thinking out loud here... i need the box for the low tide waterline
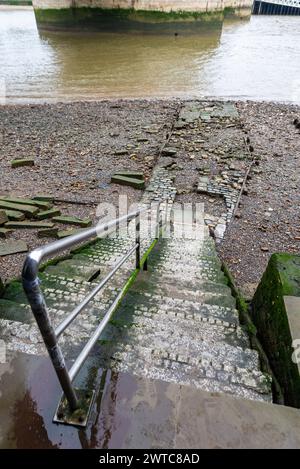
[0,7,300,104]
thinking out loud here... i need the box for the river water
[0,7,299,104]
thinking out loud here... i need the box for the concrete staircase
[0,167,272,404]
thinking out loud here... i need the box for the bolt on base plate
[53,388,95,427]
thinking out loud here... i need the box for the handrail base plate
[53,388,95,427]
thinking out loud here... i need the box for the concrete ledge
[252,253,300,408]
[1,353,300,448]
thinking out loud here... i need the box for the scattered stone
[5,210,25,221]
[260,246,269,252]
[161,147,177,157]
[37,228,58,238]
[113,171,144,180]
[11,158,35,168]
[111,175,145,190]
[0,211,8,226]
[57,228,87,239]
[36,208,61,220]
[32,195,54,203]
[0,240,28,256]
[115,149,128,156]
[0,197,51,210]
[5,221,55,229]
[0,201,39,218]
[52,216,92,228]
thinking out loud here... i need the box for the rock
[5,221,55,229]
[115,149,128,156]
[161,147,177,157]
[111,175,145,190]
[0,201,39,218]
[214,223,226,240]
[5,210,25,221]
[0,210,8,226]
[0,240,28,256]
[260,246,269,252]
[36,208,61,220]
[52,216,92,228]
[11,158,35,168]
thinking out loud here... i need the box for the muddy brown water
[0,8,300,104]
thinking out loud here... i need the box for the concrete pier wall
[32,0,253,30]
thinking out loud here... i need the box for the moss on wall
[34,7,224,31]
[252,253,300,408]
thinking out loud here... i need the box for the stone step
[0,299,33,324]
[96,344,271,403]
[110,308,250,349]
[100,321,259,370]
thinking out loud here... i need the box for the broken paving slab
[36,208,61,220]
[111,175,145,190]
[5,221,55,229]
[5,210,25,221]
[0,210,8,226]
[32,195,54,203]
[11,158,35,168]
[114,171,144,180]
[37,227,58,238]
[0,240,28,256]
[0,201,39,218]
[52,216,92,228]
[57,228,87,239]
[0,196,52,210]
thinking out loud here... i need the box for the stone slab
[4,210,25,221]
[36,208,61,220]
[57,228,87,239]
[37,228,58,238]
[111,175,145,190]
[0,197,51,210]
[114,171,144,180]
[11,158,34,168]
[0,211,8,226]
[32,195,54,203]
[0,240,28,256]
[5,221,54,229]
[0,201,39,218]
[52,216,92,228]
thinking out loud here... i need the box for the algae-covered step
[0,196,51,210]
[5,221,55,229]
[0,200,39,218]
[0,240,28,256]
[52,216,92,227]
[11,158,35,168]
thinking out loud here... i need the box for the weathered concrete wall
[32,0,251,13]
[252,253,300,408]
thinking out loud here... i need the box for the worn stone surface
[0,240,28,257]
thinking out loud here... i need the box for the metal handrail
[22,201,166,417]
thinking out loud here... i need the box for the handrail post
[135,213,141,269]
[22,258,79,412]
